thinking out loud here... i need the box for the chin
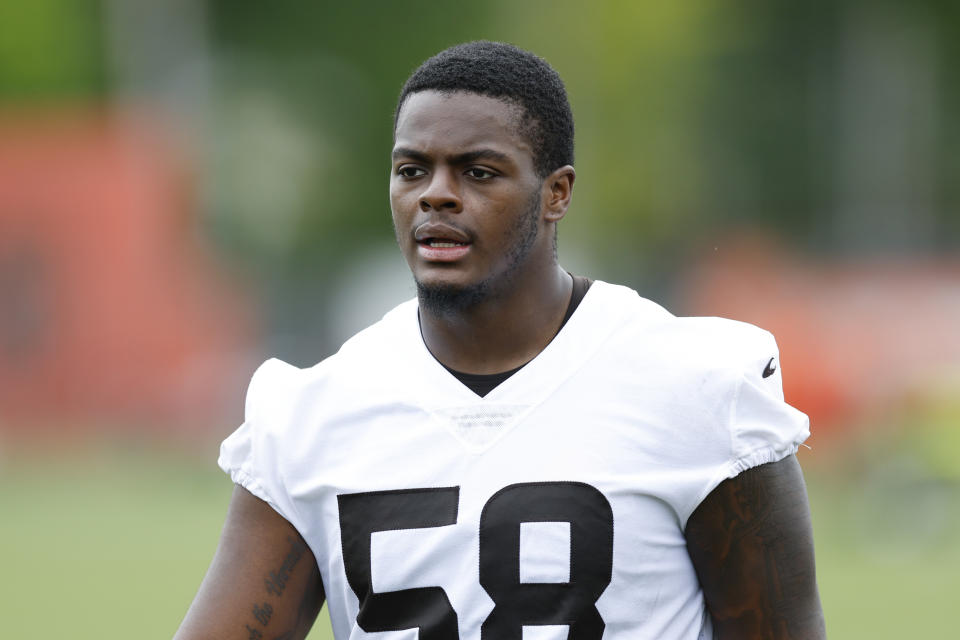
[415,274,492,315]
[411,262,475,292]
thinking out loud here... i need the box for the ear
[542,165,575,223]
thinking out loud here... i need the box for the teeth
[428,240,464,248]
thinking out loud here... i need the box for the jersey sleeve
[678,327,810,528]
[218,358,305,530]
[726,333,809,477]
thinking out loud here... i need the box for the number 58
[338,481,614,639]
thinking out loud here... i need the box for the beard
[414,188,542,316]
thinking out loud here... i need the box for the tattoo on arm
[252,603,274,626]
[266,536,308,596]
[685,456,825,639]
[242,535,317,640]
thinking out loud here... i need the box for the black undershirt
[441,275,594,397]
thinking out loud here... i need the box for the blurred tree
[495,0,721,289]
[698,0,841,244]
[0,0,107,101]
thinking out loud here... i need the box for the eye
[397,165,426,178]
[466,167,496,180]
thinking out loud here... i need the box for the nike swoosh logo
[762,357,777,378]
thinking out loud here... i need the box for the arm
[175,486,325,640]
[685,455,826,639]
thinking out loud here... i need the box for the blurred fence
[0,110,255,433]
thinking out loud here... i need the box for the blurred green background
[1,1,958,637]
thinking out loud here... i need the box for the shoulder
[591,280,780,382]
[657,315,781,382]
[587,281,804,452]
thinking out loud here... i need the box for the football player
[176,41,825,640]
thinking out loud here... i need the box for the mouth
[414,221,471,244]
[414,229,472,262]
[416,237,472,262]
[417,238,470,249]
[413,222,473,262]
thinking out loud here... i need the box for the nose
[419,168,462,213]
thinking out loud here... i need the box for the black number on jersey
[480,482,613,639]
[337,481,614,639]
[337,487,460,639]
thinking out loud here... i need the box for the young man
[176,42,825,640]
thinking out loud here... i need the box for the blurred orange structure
[0,110,255,432]
[678,234,960,437]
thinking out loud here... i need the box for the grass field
[1,441,956,639]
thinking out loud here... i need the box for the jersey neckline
[397,280,641,453]
[438,275,594,398]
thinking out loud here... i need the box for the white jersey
[219,280,809,640]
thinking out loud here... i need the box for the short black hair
[395,41,574,178]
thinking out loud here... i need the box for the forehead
[394,90,532,159]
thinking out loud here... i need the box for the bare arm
[685,455,826,639]
[175,486,325,640]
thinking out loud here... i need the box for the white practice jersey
[219,280,809,640]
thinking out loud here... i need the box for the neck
[419,264,572,374]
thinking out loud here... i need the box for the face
[390,90,552,311]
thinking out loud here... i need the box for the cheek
[389,189,413,221]
[391,180,422,203]
[481,192,536,236]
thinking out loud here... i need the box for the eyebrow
[391,147,511,165]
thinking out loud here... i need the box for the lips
[414,222,472,262]
[414,222,472,245]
